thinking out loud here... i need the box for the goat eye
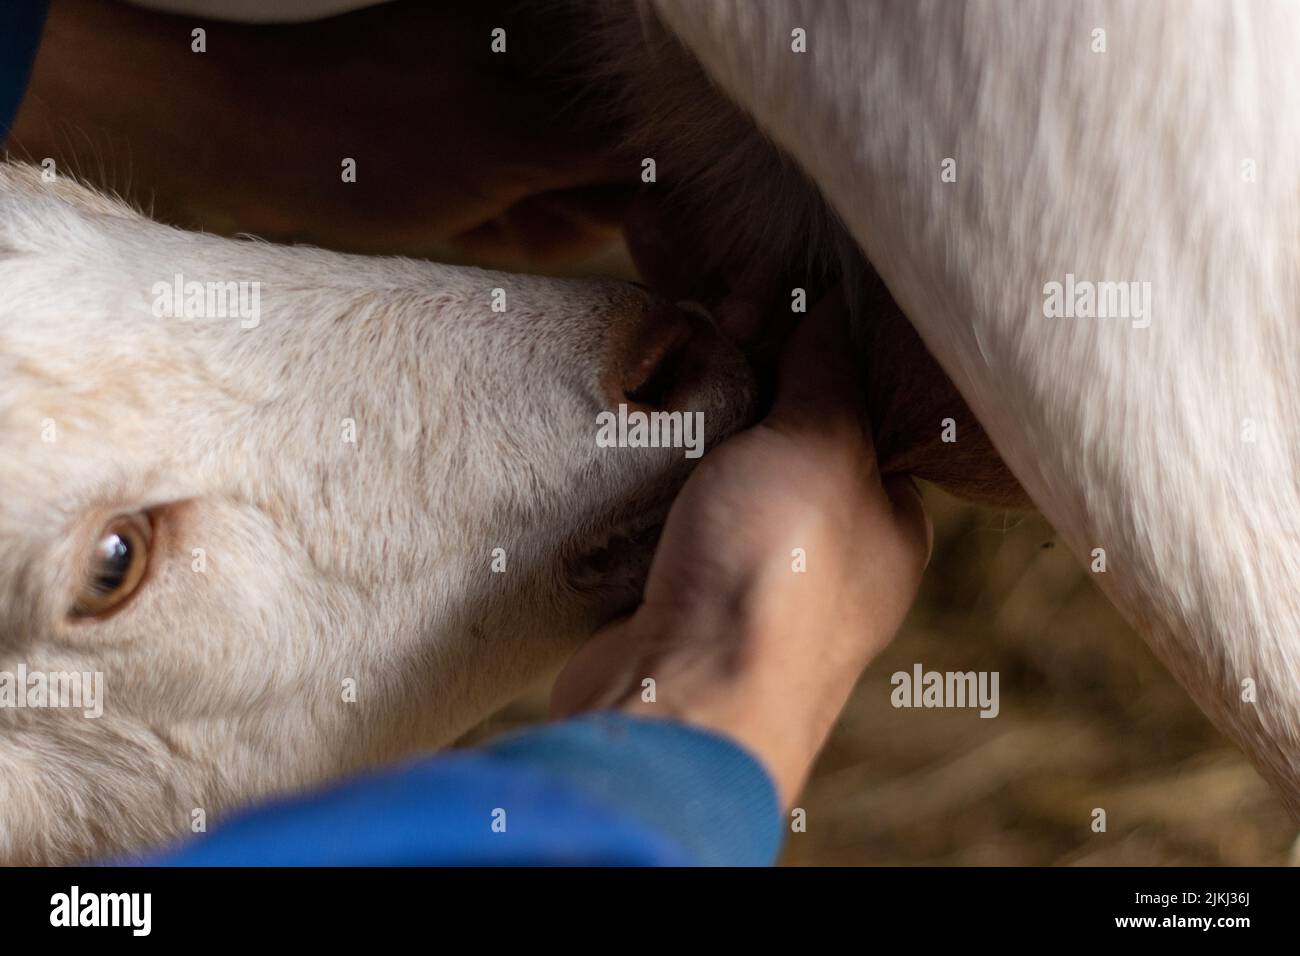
[70,515,152,619]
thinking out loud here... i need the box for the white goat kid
[0,164,754,864]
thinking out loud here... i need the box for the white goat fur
[9,0,1300,861]
[650,0,1300,813]
[0,164,753,862]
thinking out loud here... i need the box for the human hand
[12,0,633,265]
[551,291,932,808]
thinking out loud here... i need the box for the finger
[530,183,637,234]
[624,191,727,301]
[450,185,632,266]
[549,616,642,720]
[882,475,935,573]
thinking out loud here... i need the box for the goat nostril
[609,299,700,409]
[625,330,692,407]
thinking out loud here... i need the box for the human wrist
[607,592,836,809]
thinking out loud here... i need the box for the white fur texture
[0,165,753,863]
[654,0,1300,813]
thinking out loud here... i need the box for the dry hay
[462,488,1296,865]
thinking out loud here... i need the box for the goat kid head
[0,164,755,863]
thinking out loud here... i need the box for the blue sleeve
[132,713,783,866]
[1,2,48,142]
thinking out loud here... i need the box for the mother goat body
[642,0,1300,813]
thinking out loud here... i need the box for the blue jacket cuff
[484,712,783,866]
